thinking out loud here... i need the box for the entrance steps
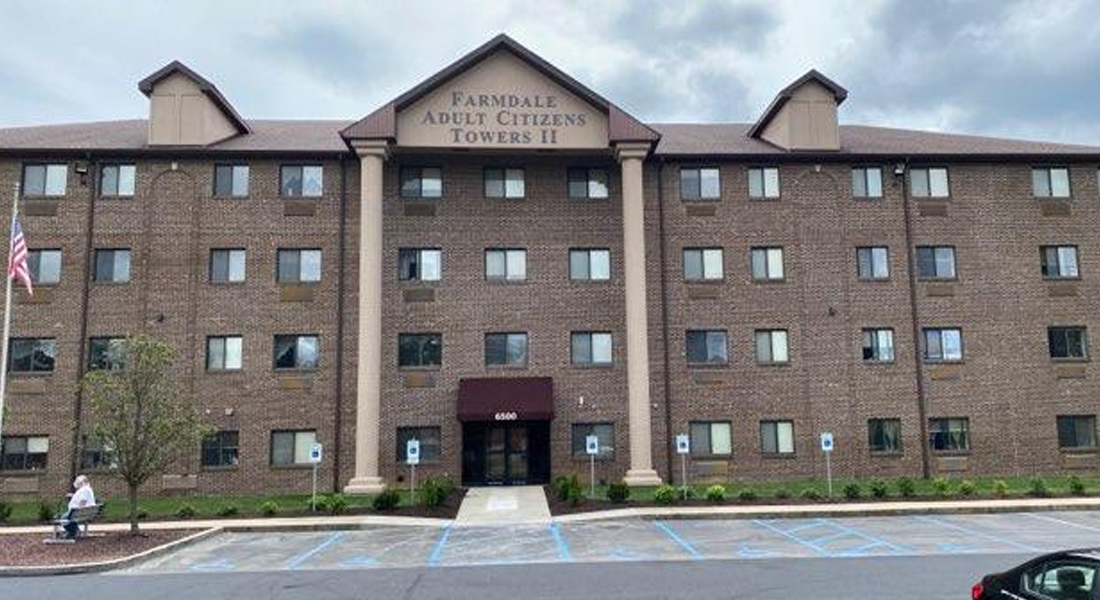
[455,486,551,527]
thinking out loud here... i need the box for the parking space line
[285,532,345,570]
[549,523,572,561]
[427,525,452,566]
[1028,513,1100,534]
[806,530,851,545]
[821,518,907,553]
[654,520,703,559]
[753,519,828,556]
[913,515,1040,553]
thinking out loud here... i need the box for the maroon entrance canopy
[457,377,554,422]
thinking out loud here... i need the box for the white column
[345,141,389,494]
[617,143,662,487]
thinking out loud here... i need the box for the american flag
[8,217,31,296]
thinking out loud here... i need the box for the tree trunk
[128,483,140,536]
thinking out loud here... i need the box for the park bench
[46,504,105,543]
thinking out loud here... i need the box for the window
[852,167,883,199]
[27,249,61,285]
[690,421,732,456]
[910,167,949,198]
[915,246,956,280]
[201,431,239,468]
[856,247,890,279]
[207,336,243,371]
[273,334,319,370]
[751,247,785,281]
[209,249,246,283]
[398,248,442,282]
[485,333,528,367]
[1033,167,1071,198]
[683,248,723,281]
[568,168,609,199]
[277,249,321,283]
[760,421,794,455]
[748,167,780,199]
[484,168,525,199]
[680,167,720,201]
[93,249,131,283]
[1058,416,1097,450]
[570,249,610,281]
[868,419,901,453]
[1049,326,1089,361]
[88,337,125,370]
[280,165,323,197]
[80,436,114,470]
[862,329,895,363]
[99,164,136,197]
[22,164,67,197]
[1023,561,1098,600]
[485,249,527,282]
[396,427,441,463]
[1,436,48,471]
[571,423,615,459]
[400,167,442,199]
[755,330,790,364]
[928,417,969,452]
[1041,246,1079,279]
[270,430,316,466]
[7,338,55,373]
[214,165,249,198]
[685,330,728,365]
[922,328,962,362]
[571,332,612,366]
[398,334,442,368]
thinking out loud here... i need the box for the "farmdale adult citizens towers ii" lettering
[419,91,588,145]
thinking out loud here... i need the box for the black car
[974,549,1100,600]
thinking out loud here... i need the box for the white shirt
[68,485,95,510]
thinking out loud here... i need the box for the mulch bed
[0,529,200,568]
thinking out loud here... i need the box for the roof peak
[137,60,250,136]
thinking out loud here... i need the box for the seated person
[1055,568,1091,600]
[62,475,96,539]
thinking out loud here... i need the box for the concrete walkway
[454,486,552,526]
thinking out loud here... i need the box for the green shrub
[678,487,696,501]
[774,487,791,500]
[737,488,757,502]
[137,510,149,520]
[420,477,454,508]
[869,479,889,499]
[554,475,582,502]
[606,482,630,504]
[931,477,951,497]
[0,502,11,523]
[309,495,329,512]
[36,502,54,522]
[260,500,279,517]
[843,482,861,500]
[372,489,401,511]
[1029,478,1050,498]
[993,479,1009,498]
[1069,476,1087,496]
[653,485,678,505]
[704,485,727,503]
[958,480,976,497]
[325,494,349,515]
[800,488,822,501]
[175,503,197,519]
[896,477,916,498]
[216,504,239,517]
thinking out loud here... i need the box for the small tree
[82,335,206,535]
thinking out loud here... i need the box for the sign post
[308,442,323,512]
[675,434,690,491]
[406,439,421,504]
[585,434,599,498]
[820,432,834,498]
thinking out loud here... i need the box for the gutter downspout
[333,156,348,492]
[655,157,674,482]
[70,154,98,481]
[899,158,931,479]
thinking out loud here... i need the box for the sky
[1,0,1099,144]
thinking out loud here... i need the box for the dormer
[748,70,847,151]
[138,61,250,146]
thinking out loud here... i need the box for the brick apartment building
[1,35,1098,498]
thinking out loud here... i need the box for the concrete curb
[552,497,1100,523]
[0,527,222,578]
[0,514,452,536]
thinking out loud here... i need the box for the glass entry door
[485,424,528,485]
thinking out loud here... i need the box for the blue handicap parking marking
[753,518,905,558]
[340,554,379,567]
[937,542,972,553]
[549,523,572,561]
[913,515,1041,553]
[427,525,453,566]
[189,557,234,572]
[285,532,345,570]
[610,547,654,561]
[654,520,704,560]
[737,545,774,558]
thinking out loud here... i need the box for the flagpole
[0,182,19,445]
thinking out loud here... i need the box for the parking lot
[125,510,1100,574]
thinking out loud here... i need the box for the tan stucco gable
[139,61,250,147]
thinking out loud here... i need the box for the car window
[1023,561,1097,600]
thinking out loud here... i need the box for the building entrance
[461,421,550,486]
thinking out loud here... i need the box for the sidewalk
[454,486,552,526]
[0,514,450,536]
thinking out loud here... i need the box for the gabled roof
[138,60,251,135]
[341,34,659,145]
[747,69,848,139]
